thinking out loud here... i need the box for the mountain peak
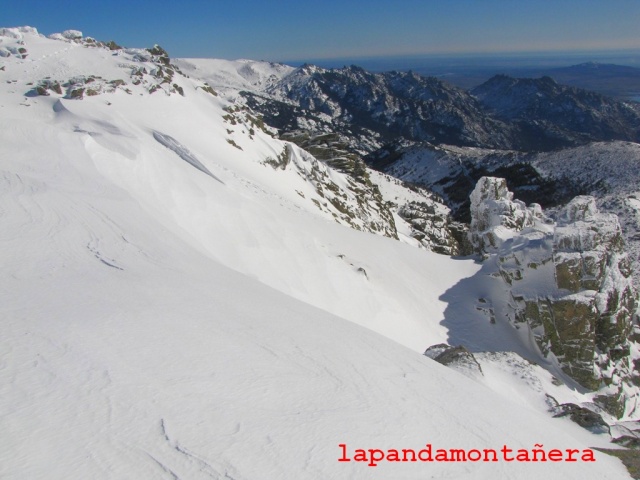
[576,61,602,68]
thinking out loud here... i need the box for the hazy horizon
[3,0,639,63]
[279,49,640,72]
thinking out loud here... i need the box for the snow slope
[174,57,295,99]
[0,27,471,352]
[0,27,634,478]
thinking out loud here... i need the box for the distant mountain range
[432,62,640,102]
[238,63,640,153]
[544,62,640,100]
[471,73,640,150]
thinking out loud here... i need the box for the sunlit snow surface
[0,27,632,478]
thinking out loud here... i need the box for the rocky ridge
[265,65,515,151]
[472,75,640,149]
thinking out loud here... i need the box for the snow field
[0,27,634,478]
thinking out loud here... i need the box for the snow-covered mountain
[174,57,295,99]
[199,59,640,155]
[472,74,640,149]
[1,26,639,479]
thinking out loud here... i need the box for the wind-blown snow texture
[0,27,635,479]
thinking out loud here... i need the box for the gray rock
[553,403,610,434]
[424,344,483,378]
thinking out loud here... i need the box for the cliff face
[468,177,542,253]
[470,177,639,417]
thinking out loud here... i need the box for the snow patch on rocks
[469,176,543,253]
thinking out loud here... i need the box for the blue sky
[3,0,639,62]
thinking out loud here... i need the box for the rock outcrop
[469,176,543,253]
[469,177,639,417]
[424,344,483,378]
[552,402,611,434]
[398,201,466,255]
